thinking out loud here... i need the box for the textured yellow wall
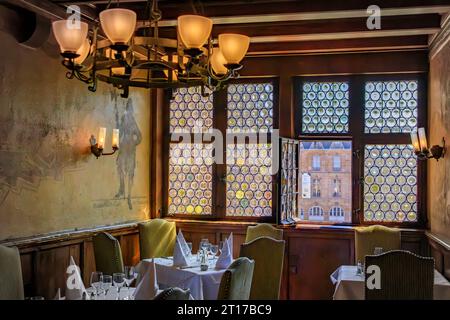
[0,31,150,241]
[428,42,450,238]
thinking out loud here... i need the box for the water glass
[90,271,103,297]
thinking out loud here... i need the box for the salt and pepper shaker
[200,249,209,271]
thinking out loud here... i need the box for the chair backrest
[153,287,191,300]
[364,250,434,300]
[240,237,285,299]
[139,219,176,259]
[245,223,283,243]
[355,225,401,264]
[92,232,124,275]
[217,257,255,300]
[0,245,24,300]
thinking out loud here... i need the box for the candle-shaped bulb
[410,131,420,152]
[112,129,120,148]
[418,127,428,152]
[98,127,107,149]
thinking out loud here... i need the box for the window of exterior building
[312,155,321,171]
[295,75,425,226]
[329,207,345,222]
[333,155,341,171]
[312,178,321,197]
[308,206,324,221]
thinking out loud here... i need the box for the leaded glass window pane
[226,144,272,217]
[227,83,274,133]
[170,86,213,132]
[302,82,349,133]
[168,143,213,215]
[364,80,418,133]
[363,144,417,222]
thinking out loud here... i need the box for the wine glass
[90,271,103,298]
[202,243,211,261]
[199,239,209,252]
[124,266,138,300]
[210,245,219,262]
[113,273,125,300]
[101,275,113,298]
[186,242,193,255]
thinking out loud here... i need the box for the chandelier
[52,0,250,98]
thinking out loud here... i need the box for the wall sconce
[90,127,119,158]
[410,127,445,161]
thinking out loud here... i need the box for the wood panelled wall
[3,220,430,300]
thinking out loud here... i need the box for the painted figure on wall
[115,99,142,209]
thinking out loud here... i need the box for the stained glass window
[227,83,274,133]
[226,144,272,217]
[364,80,418,133]
[301,82,349,133]
[170,86,213,132]
[168,143,213,215]
[364,144,417,222]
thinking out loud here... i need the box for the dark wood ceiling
[7,0,450,55]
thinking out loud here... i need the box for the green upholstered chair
[217,257,255,300]
[354,225,401,264]
[240,237,285,300]
[139,219,176,259]
[92,232,124,275]
[364,250,434,300]
[153,287,191,300]
[0,245,24,300]
[245,223,283,243]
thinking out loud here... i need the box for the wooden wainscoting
[427,232,450,281]
[0,222,141,299]
[1,220,428,300]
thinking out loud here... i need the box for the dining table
[135,256,227,300]
[330,265,450,300]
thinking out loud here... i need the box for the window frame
[294,73,427,227]
[162,77,280,222]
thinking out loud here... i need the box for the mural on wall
[0,30,150,241]
[429,42,450,236]
[115,99,142,210]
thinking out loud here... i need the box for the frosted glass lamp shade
[52,20,88,55]
[74,39,91,64]
[218,33,250,65]
[100,8,137,45]
[210,48,228,75]
[177,15,212,49]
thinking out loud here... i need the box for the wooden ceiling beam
[153,14,441,39]
[246,36,429,56]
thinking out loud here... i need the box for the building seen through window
[298,141,352,223]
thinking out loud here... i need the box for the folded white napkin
[133,259,159,300]
[177,230,191,256]
[53,288,65,300]
[215,233,233,270]
[173,236,189,267]
[65,256,89,300]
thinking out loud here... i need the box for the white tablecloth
[136,257,226,300]
[330,265,450,300]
